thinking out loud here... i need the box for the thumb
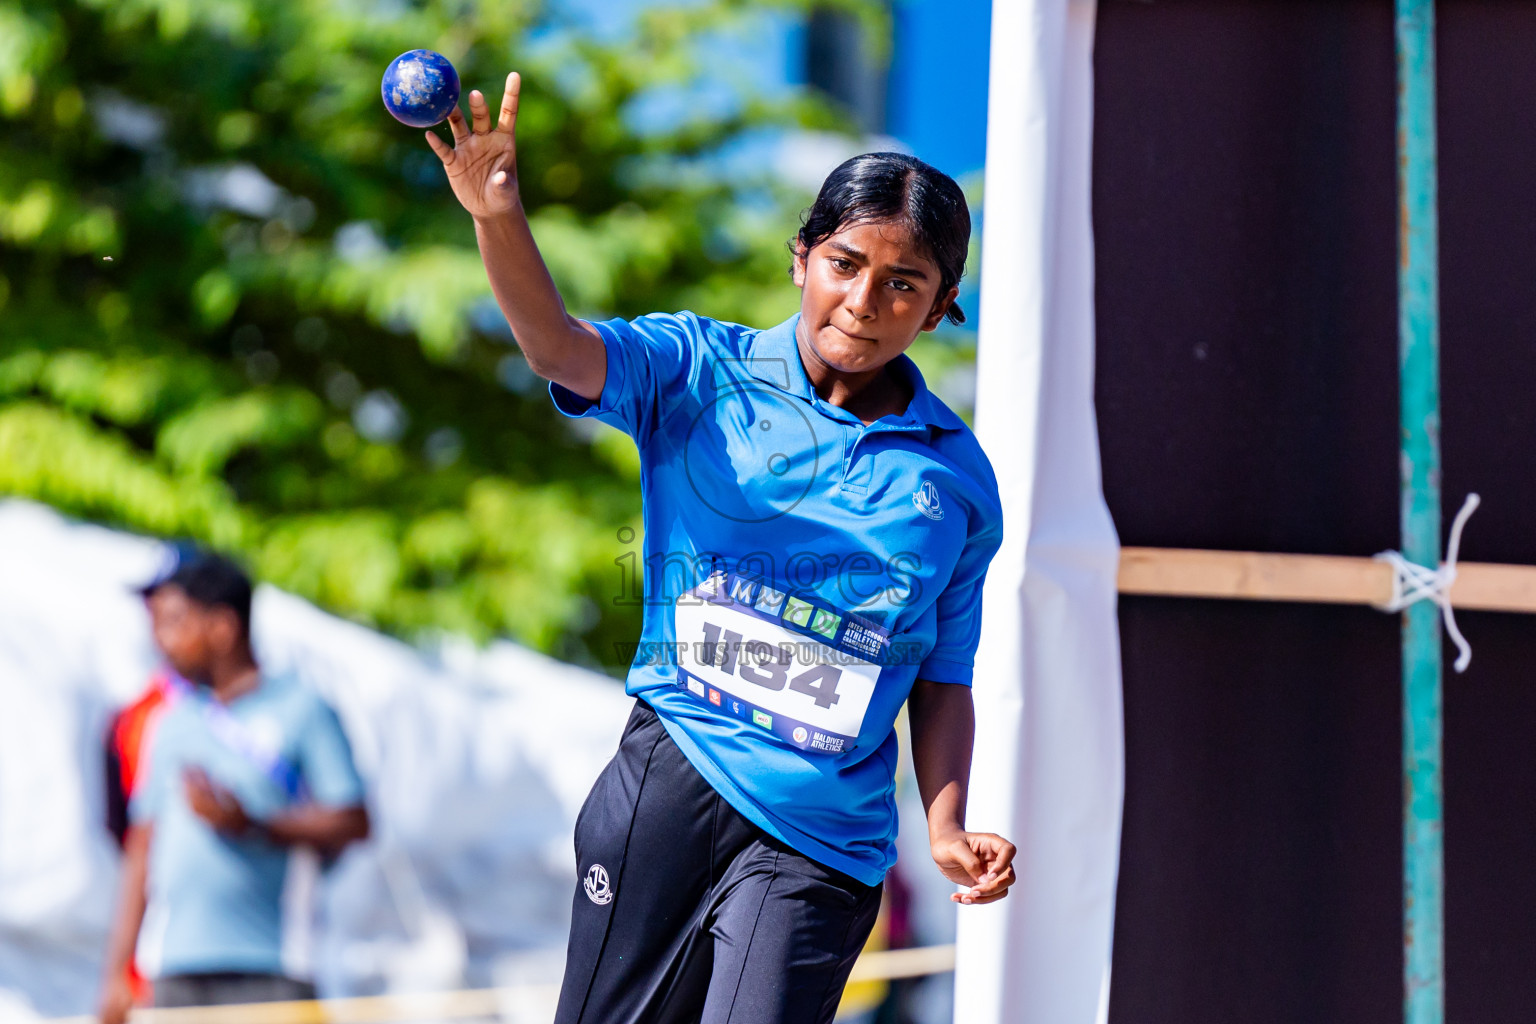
[947,835,986,885]
[424,129,455,166]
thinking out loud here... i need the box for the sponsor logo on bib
[672,571,888,755]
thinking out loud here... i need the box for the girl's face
[792,219,957,378]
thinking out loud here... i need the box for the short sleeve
[128,725,170,824]
[916,511,1004,687]
[549,312,703,443]
[296,699,366,808]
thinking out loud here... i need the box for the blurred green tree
[0,0,877,667]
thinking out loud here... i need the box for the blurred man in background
[98,554,370,1021]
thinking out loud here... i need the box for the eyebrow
[825,240,932,280]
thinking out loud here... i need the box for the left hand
[931,829,1017,905]
[183,766,251,835]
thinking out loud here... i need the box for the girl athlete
[429,73,1015,1024]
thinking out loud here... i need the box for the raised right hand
[426,72,522,220]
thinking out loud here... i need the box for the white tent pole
[956,2,1123,1023]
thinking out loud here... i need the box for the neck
[207,652,260,704]
[794,321,910,425]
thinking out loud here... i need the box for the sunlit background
[1,0,989,670]
[0,0,991,1020]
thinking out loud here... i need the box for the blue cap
[134,540,207,597]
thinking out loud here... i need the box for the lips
[826,324,877,344]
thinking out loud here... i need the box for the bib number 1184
[698,622,842,709]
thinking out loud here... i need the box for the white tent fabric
[955,2,1125,1023]
[0,500,634,1019]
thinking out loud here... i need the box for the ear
[921,286,960,332]
[791,242,808,288]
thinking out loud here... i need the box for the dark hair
[793,152,971,325]
[162,553,254,638]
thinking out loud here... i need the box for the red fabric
[110,672,171,1006]
[112,674,170,797]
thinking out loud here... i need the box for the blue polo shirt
[553,312,1002,884]
[130,674,365,979]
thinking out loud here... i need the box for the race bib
[673,571,890,754]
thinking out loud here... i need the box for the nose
[844,271,877,321]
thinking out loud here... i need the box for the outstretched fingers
[496,71,521,134]
[468,89,491,134]
[447,106,470,145]
[424,129,454,166]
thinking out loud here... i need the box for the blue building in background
[560,0,992,180]
[886,1,991,177]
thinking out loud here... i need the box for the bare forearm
[908,678,975,840]
[102,826,149,976]
[262,804,369,853]
[909,680,1017,904]
[473,207,604,398]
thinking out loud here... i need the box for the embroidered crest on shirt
[584,863,614,905]
[912,481,944,520]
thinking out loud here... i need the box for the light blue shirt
[553,312,1002,884]
[131,674,365,978]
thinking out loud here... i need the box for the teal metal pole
[1396,1,1443,1022]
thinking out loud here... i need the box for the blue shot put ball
[382,49,461,128]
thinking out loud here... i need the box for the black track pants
[555,699,883,1024]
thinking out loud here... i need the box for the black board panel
[1094,2,1536,1021]
[1112,597,1400,1023]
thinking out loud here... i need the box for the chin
[811,331,881,372]
[168,659,207,684]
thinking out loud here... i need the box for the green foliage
[0,0,859,668]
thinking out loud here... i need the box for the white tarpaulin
[0,500,963,1023]
[955,1,1125,1023]
[0,500,634,1020]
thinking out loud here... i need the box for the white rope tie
[1374,493,1481,673]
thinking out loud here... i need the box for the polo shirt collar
[744,314,812,399]
[746,314,968,433]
